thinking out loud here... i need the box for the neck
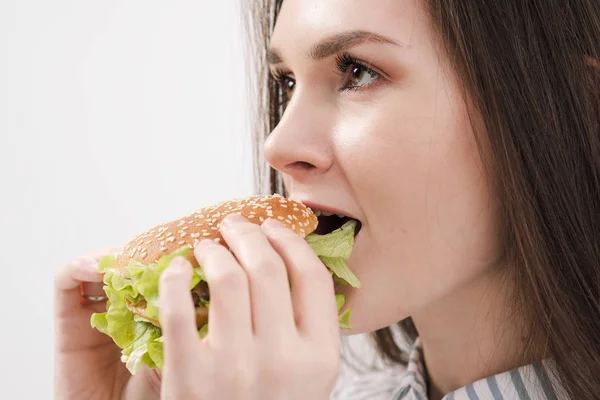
[412,269,529,398]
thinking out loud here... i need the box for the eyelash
[271,52,383,100]
[334,52,381,91]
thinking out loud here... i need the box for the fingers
[219,214,296,337]
[54,256,104,292]
[261,219,339,340]
[159,257,204,369]
[54,247,120,316]
[193,239,253,346]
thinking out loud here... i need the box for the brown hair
[244,0,600,398]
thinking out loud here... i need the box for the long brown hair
[244,0,600,398]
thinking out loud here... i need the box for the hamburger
[90,195,361,374]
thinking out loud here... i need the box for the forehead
[271,0,424,49]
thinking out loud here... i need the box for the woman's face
[264,0,501,334]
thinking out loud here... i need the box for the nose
[263,93,334,182]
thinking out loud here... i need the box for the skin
[54,249,162,400]
[54,0,530,398]
[54,216,340,400]
[264,0,526,397]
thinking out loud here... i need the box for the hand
[54,248,162,400]
[159,215,341,400]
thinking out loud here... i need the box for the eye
[336,52,381,91]
[282,77,296,98]
[271,69,295,110]
[347,64,379,88]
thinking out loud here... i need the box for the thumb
[158,257,201,368]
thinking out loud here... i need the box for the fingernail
[194,239,217,249]
[262,218,287,230]
[220,213,246,227]
[170,256,189,270]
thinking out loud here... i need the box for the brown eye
[348,64,378,88]
[284,79,295,98]
[271,69,296,108]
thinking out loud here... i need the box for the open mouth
[312,210,362,236]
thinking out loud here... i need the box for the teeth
[314,210,347,218]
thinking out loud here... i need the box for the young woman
[55,0,600,399]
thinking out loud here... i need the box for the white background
[0,1,254,397]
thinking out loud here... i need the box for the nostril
[286,161,317,171]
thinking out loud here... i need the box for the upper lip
[299,200,359,221]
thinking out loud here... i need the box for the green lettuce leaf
[90,218,361,374]
[338,309,353,330]
[305,220,361,288]
[306,219,360,328]
[90,247,206,374]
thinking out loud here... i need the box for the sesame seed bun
[115,194,318,328]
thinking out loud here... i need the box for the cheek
[335,91,501,326]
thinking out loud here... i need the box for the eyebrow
[267,30,400,65]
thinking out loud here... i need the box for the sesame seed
[178,240,186,245]
[166,237,175,243]
[203,232,211,237]
[277,216,284,220]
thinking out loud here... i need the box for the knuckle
[248,255,283,277]
[259,359,291,386]
[211,268,246,290]
[218,358,256,388]
[256,346,296,386]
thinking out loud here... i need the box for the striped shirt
[331,337,567,400]
[391,338,566,399]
